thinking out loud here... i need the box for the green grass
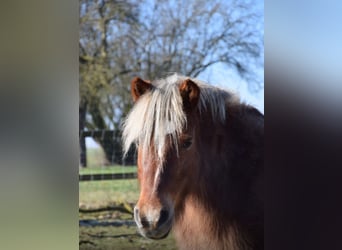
[79,179,139,207]
[79,177,177,249]
[80,146,137,207]
[79,166,137,175]
[86,147,106,167]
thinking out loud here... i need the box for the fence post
[79,130,87,167]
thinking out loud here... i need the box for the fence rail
[79,172,137,181]
[80,130,115,137]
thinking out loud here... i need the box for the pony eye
[181,139,192,149]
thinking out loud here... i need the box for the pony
[122,74,263,250]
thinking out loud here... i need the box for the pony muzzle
[134,206,173,239]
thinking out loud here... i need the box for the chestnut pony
[123,74,263,250]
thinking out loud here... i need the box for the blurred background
[78,0,263,249]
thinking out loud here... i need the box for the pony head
[123,74,264,249]
[123,74,230,239]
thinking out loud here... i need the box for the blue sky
[198,65,264,113]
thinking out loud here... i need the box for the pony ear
[179,79,200,112]
[131,77,152,102]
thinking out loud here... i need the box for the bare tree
[79,0,139,166]
[79,0,263,166]
[129,0,263,83]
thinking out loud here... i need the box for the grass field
[85,147,108,167]
[79,179,177,249]
[80,166,137,175]
[79,179,139,207]
[79,148,177,249]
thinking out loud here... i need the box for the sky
[199,65,264,113]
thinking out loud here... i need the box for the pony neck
[173,196,244,250]
[174,103,263,249]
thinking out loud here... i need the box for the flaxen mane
[122,73,238,161]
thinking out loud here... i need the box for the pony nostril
[140,216,150,228]
[134,207,146,228]
[157,209,169,227]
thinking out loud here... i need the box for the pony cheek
[158,165,184,199]
[170,164,192,197]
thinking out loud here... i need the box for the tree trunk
[89,102,137,166]
[93,130,120,165]
[79,101,87,167]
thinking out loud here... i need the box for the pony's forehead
[123,74,187,161]
[165,121,177,134]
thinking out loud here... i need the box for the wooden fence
[79,172,137,181]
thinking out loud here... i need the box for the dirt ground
[79,210,177,250]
